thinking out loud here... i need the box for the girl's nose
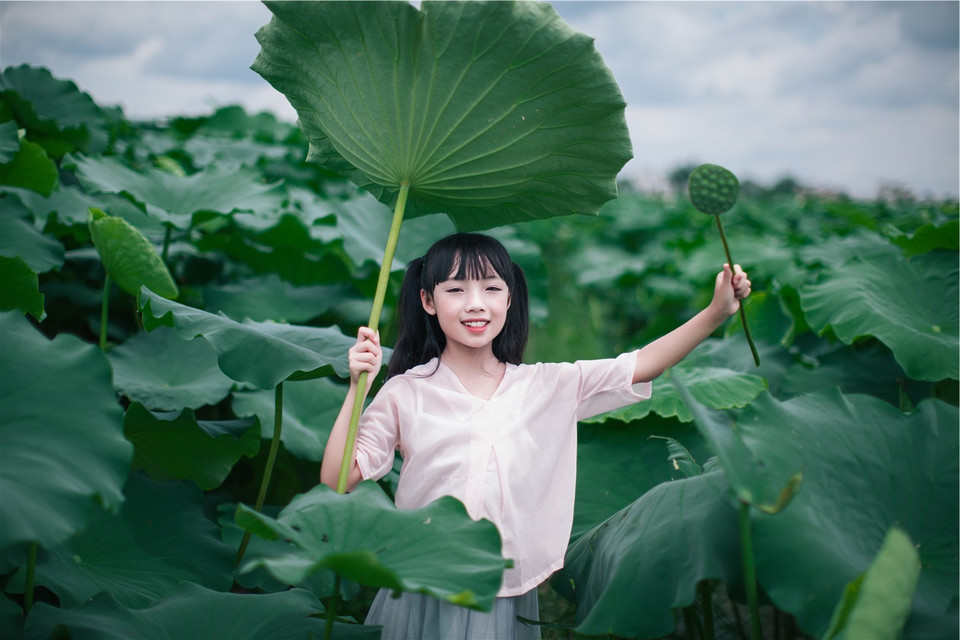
[466,287,485,311]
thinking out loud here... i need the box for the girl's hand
[712,264,751,318]
[348,326,382,386]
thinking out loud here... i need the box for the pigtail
[387,257,444,378]
[492,261,529,365]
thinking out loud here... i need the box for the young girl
[320,232,751,640]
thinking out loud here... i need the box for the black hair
[387,233,529,378]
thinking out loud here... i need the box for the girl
[320,232,751,640]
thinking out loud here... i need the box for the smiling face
[420,260,511,358]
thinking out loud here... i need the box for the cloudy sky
[2,1,958,199]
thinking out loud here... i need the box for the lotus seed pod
[688,163,740,216]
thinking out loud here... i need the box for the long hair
[387,233,529,378]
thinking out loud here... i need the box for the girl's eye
[487,286,502,292]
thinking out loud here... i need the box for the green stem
[337,184,410,494]
[324,574,341,640]
[715,215,760,367]
[161,225,172,264]
[699,580,715,640]
[24,541,37,614]
[237,382,284,566]
[99,273,111,351]
[739,501,762,640]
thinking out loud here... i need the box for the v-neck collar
[436,358,514,402]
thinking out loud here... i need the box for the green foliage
[2,10,957,637]
[236,481,510,611]
[253,0,631,230]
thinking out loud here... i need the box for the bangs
[420,234,515,292]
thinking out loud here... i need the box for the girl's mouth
[462,320,489,332]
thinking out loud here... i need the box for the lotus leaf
[801,251,959,381]
[139,287,353,389]
[21,583,375,640]
[0,64,107,156]
[0,311,131,555]
[124,404,260,490]
[108,328,234,410]
[253,0,631,230]
[20,473,233,608]
[236,481,509,611]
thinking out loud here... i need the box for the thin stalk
[715,215,760,367]
[739,501,762,640]
[323,574,341,640]
[161,225,172,264]
[699,580,715,640]
[237,382,284,566]
[99,274,111,351]
[337,184,410,494]
[24,542,37,614]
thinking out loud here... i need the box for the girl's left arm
[632,264,751,384]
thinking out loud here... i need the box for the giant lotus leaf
[252,0,632,231]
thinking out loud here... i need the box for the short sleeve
[354,381,403,481]
[575,350,652,420]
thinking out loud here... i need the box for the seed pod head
[688,163,740,216]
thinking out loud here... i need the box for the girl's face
[420,264,511,357]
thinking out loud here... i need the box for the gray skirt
[364,588,541,640]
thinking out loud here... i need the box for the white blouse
[355,351,652,597]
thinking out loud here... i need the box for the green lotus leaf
[0,120,18,162]
[0,311,131,554]
[674,378,802,513]
[800,250,958,381]
[890,219,959,255]
[573,416,708,539]
[216,503,352,600]
[139,287,353,389]
[235,481,509,611]
[124,404,260,490]
[88,207,179,299]
[0,594,22,638]
[231,377,347,463]
[202,275,353,324]
[21,583,378,640]
[555,469,742,638]
[0,195,64,272]
[557,390,957,639]
[0,64,107,156]
[583,343,767,424]
[737,391,958,639]
[0,132,58,196]
[781,339,934,409]
[108,327,235,410]
[0,256,44,320]
[72,154,285,229]
[14,473,233,608]
[253,0,631,231]
[823,526,921,640]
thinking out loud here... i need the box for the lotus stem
[24,541,37,614]
[324,574,341,640]
[715,215,760,367]
[161,225,172,265]
[237,382,284,565]
[337,184,410,494]
[700,580,715,640]
[99,274,111,351]
[739,501,762,640]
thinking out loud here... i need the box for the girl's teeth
[464,321,487,327]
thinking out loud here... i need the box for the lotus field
[1,2,958,639]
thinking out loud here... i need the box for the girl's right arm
[319,326,382,491]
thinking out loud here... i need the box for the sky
[1,1,958,199]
